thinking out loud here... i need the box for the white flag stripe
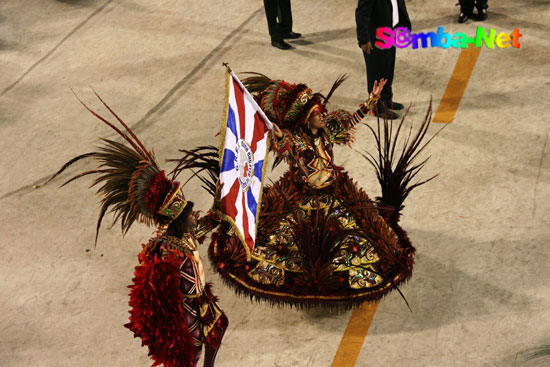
[244,197,256,241]
[234,187,244,234]
[253,136,268,164]
[224,124,238,151]
[243,97,256,144]
[220,169,238,199]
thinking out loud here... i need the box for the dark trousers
[363,46,396,108]
[263,0,292,42]
[459,0,488,13]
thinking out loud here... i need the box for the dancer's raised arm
[325,78,386,146]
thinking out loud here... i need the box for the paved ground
[1,0,549,366]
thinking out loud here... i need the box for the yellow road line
[331,301,379,367]
[433,44,482,123]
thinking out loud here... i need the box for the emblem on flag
[236,139,254,191]
[218,67,272,257]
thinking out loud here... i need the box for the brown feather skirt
[209,168,415,309]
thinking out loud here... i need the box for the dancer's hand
[345,131,356,147]
[271,123,283,138]
[361,42,373,54]
[372,79,387,99]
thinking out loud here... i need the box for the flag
[219,69,272,257]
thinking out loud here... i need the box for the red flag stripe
[250,111,268,153]
[232,78,247,140]
[221,180,241,220]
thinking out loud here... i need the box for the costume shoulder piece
[144,234,198,258]
[324,109,354,145]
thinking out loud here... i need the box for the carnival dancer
[179,73,439,309]
[43,92,228,367]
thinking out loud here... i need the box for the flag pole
[222,62,233,73]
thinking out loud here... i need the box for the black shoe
[283,32,302,39]
[372,108,400,120]
[386,101,405,111]
[458,12,470,23]
[271,40,292,50]
[475,9,488,21]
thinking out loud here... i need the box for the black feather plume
[44,92,161,246]
[322,74,347,105]
[360,101,444,222]
[168,145,220,197]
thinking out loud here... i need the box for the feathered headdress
[241,73,347,131]
[42,90,189,244]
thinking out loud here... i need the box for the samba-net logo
[375,26,522,49]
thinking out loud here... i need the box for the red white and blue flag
[219,70,272,256]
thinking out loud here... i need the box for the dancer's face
[179,210,197,233]
[309,112,325,129]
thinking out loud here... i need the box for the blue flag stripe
[221,149,236,173]
[246,185,258,218]
[254,160,264,180]
[227,105,239,142]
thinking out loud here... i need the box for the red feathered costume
[126,228,228,367]
[125,172,228,367]
[126,252,195,367]
[46,94,228,367]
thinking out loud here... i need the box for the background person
[356,0,411,119]
[263,0,302,50]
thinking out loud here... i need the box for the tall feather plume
[89,86,154,162]
[360,101,444,222]
[321,74,347,105]
[44,91,161,245]
[168,145,220,197]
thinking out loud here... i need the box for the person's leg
[384,46,396,108]
[459,0,475,14]
[181,298,203,366]
[264,0,282,42]
[363,47,398,118]
[265,0,292,48]
[277,0,293,35]
[475,0,488,20]
[363,50,376,97]
[193,346,203,367]
[475,0,488,10]
[203,312,228,367]
[203,334,225,367]
[369,47,393,107]
[179,259,204,367]
[386,45,404,110]
[458,0,475,22]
